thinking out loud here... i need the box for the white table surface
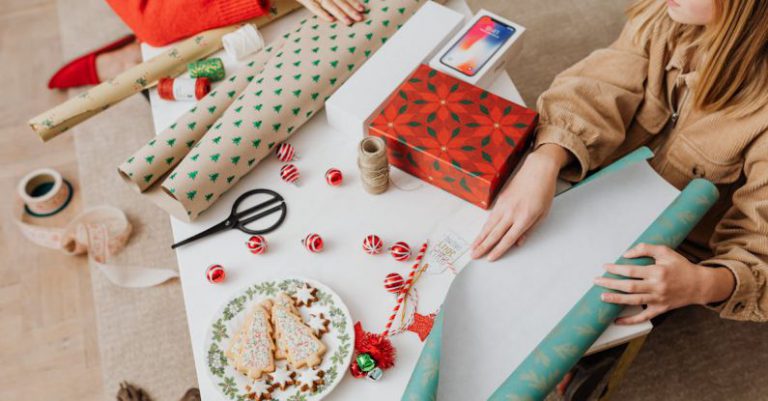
[142,2,650,399]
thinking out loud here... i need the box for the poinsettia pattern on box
[370,64,538,208]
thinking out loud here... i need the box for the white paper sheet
[437,162,680,400]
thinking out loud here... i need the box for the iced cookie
[293,283,318,307]
[307,313,330,338]
[296,367,325,392]
[270,304,326,369]
[267,365,295,391]
[273,293,296,360]
[246,379,272,401]
[226,301,276,380]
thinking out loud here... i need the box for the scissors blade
[170,220,231,249]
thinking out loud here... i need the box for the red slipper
[48,34,136,89]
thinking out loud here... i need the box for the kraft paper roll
[13,170,178,288]
[27,0,301,142]
[402,148,720,401]
[157,0,430,220]
[118,43,283,192]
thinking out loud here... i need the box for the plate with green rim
[205,277,354,401]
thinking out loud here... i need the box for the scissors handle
[170,188,288,249]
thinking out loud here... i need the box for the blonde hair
[628,0,768,116]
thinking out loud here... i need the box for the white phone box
[428,9,525,87]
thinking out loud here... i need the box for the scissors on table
[171,188,287,249]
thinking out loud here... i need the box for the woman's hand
[297,0,365,25]
[471,144,571,261]
[595,243,736,324]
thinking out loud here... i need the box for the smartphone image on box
[440,16,517,77]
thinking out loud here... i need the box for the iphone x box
[428,10,525,87]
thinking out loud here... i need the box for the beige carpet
[57,1,197,400]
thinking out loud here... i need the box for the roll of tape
[17,168,73,217]
[222,24,265,62]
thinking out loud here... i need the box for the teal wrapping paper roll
[402,148,719,400]
[488,177,718,401]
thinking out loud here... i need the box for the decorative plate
[205,277,354,401]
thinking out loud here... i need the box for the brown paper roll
[161,0,429,220]
[28,0,302,142]
[117,42,283,192]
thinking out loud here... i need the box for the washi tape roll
[158,77,211,101]
[17,168,73,217]
[188,58,226,82]
[222,24,265,62]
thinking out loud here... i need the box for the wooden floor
[0,1,104,400]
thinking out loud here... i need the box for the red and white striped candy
[302,233,324,253]
[325,168,343,186]
[362,234,383,255]
[280,163,300,184]
[383,272,405,293]
[206,264,226,284]
[275,143,297,162]
[246,235,267,255]
[389,241,411,261]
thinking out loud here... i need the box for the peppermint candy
[325,168,343,186]
[275,143,297,162]
[383,272,405,293]
[280,163,300,184]
[389,241,411,261]
[362,234,383,255]
[206,264,226,283]
[246,235,267,255]
[302,233,324,253]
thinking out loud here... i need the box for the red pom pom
[349,361,366,378]
[353,322,396,370]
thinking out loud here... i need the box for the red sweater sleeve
[105,0,271,46]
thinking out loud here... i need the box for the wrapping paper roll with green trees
[157,0,429,220]
[118,43,282,192]
[28,0,301,142]
[403,149,719,401]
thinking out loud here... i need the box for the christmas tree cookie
[226,301,276,380]
[270,303,326,369]
[274,292,299,360]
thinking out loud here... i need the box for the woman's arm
[105,0,272,46]
[596,133,768,323]
[472,18,651,260]
[699,134,768,321]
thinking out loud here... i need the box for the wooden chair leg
[597,335,648,401]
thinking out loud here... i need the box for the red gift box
[368,64,538,209]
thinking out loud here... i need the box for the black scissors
[171,188,287,249]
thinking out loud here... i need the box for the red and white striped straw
[382,241,428,336]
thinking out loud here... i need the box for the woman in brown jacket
[472,0,768,323]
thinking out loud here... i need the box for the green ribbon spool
[188,58,226,82]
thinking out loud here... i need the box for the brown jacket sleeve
[534,20,649,182]
[701,133,768,321]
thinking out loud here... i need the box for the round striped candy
[275,143,296,162]
[280,163,300,184]
[246,235,267,255]
[383,272,405,293]
[389,241,411,261]
[206,264,226,283]
[325,168,343,186]
[362,234,383,255]
[302,233,324,253]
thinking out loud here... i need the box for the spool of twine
[358,136,389,194]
